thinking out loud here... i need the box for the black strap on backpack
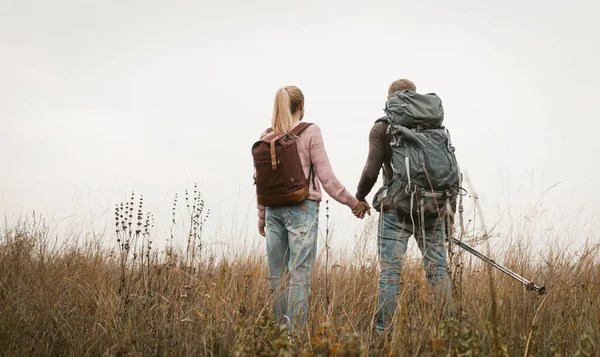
[309,165,316,190]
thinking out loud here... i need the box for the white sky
[1,0,599,258]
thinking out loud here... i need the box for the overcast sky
[1,0,598,257]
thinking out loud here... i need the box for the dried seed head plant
[114,192,154,308]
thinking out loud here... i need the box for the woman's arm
[257,204,266,236]
[309,125,359,209]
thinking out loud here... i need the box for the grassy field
[0,203,598,356]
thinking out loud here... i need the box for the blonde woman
[255,86,369,328]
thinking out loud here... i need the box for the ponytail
[272,88,294,133]
[271,86,305,134]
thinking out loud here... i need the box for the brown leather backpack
[252,122,315,207]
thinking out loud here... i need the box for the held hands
[352,201,371,219]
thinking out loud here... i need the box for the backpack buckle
[405,184,417,195]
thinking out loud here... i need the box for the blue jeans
[376,213,451,332]
[265,199,319,327]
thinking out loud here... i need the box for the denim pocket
[287,200,317,234]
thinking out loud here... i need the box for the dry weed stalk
[115,192,155,309]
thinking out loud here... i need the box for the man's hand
[259,223,266,237]
[352,201,371,219]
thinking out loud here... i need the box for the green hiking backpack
[373,90,462,219]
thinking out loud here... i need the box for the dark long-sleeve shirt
[356,121,394,203]
[357,121,459,230]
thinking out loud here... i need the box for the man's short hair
[388,79,417,96]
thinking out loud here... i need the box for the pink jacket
[257,122,359,228]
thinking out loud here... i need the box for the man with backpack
[355,79,460,333]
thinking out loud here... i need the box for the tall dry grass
[0,210,598,357]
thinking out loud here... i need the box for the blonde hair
[388,79,417,96]
[271,86,304,133]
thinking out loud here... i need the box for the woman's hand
[352,201,371,219]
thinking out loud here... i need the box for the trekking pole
[447,235,546,295]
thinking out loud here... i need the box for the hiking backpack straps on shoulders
[251,122,314,207]
[372,91,463,220]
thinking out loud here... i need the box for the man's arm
[356,122,387,202]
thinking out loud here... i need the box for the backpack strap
[261,122,313,142]
[270,136,278,171]
[293,123,315,188]
[290,122,313,136]
[375,116,389,124]
[308,164,316,190]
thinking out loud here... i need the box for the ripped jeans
[265,199,319,328]
[376,212,451,333]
